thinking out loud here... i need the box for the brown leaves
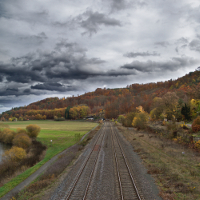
[26,124,41,138]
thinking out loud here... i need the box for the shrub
[132,112,149,130]
[122,112,136,127]
[54,117,65,121]
[194,140,200,150]
[192,117,200,133]
[3,146,26,162]
[0,128,16,144]
[13,133,32,149]
[150,108,162,120]
[16,128,27,135]
[118,115,124,123]
[26,124,41,138]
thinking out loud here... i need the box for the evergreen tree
[181,104,191,121]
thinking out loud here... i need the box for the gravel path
[50,122,162,200]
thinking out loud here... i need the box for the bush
[150,108,162,121]
[3,146,26,162]
[0,128,16,144]
[54,117,65,121]
[122,112,136,127]
[118,115,124,123]
[194,140,200,150]
[16,128,27,135]
[192,117,200,133]
[132,112,149,130]
[26,124,41,138]
[13,133,32,149]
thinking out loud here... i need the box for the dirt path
[0,125,99,200]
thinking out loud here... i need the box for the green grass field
[0,120,98,198]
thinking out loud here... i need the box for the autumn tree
[26,124,41,138]
[132,107,149,129]
[16,128,27,135]
[192,116,200,132]
[3,146,26,162]
[150,97,164,120]
[13,133,32,149]
[0,128,16,144]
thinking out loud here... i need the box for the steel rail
[64,123,107,200]
[111,124,142,200]
[110,124,124,200]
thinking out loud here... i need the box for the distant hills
[1,70,200,120]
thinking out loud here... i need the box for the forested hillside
[1,70,200,121]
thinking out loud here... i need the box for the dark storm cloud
[121,56,198,72]
[78,10,121,35]
[0,63,45,83]
[0,40,136,97]
[0,88,19,96]
[0,75,3,82]
[31,82,74,92]
[124,51,160,58]
[189,39,200,52]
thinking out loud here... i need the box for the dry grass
[116,123,200,200]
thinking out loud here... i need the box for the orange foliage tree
[13,133,32,149]
[3,146,26,162]
[26,124,41,138]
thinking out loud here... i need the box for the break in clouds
[0,0,200,112]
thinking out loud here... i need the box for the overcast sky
[0,0,200,113]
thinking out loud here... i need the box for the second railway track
[111,125,142,200]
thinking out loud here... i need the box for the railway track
[51,123,107,200]
[51,122,144,200]
[111,125,142,200]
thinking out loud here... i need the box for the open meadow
[0,120,98,198]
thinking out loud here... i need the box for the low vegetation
[11,125,101,200]
[0,120,98,198]
[0,124,46,186]
[117,123,200,200]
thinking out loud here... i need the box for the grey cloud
[0,40,133,97]
[20,32,48,44]
[31,82,72,92]
[154,41,169,47]
[124,51,160,58]
[176,37,188,44]
[175,37,189,53]
[107,0,146,12]
[78,10,121,35]
[23,89,31,94]
[0,1,49,24]
[0,88,19,96]
[0,63,45,83]
[121,56,198,72]
[52,10,121,35]
[189,39,200,52]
